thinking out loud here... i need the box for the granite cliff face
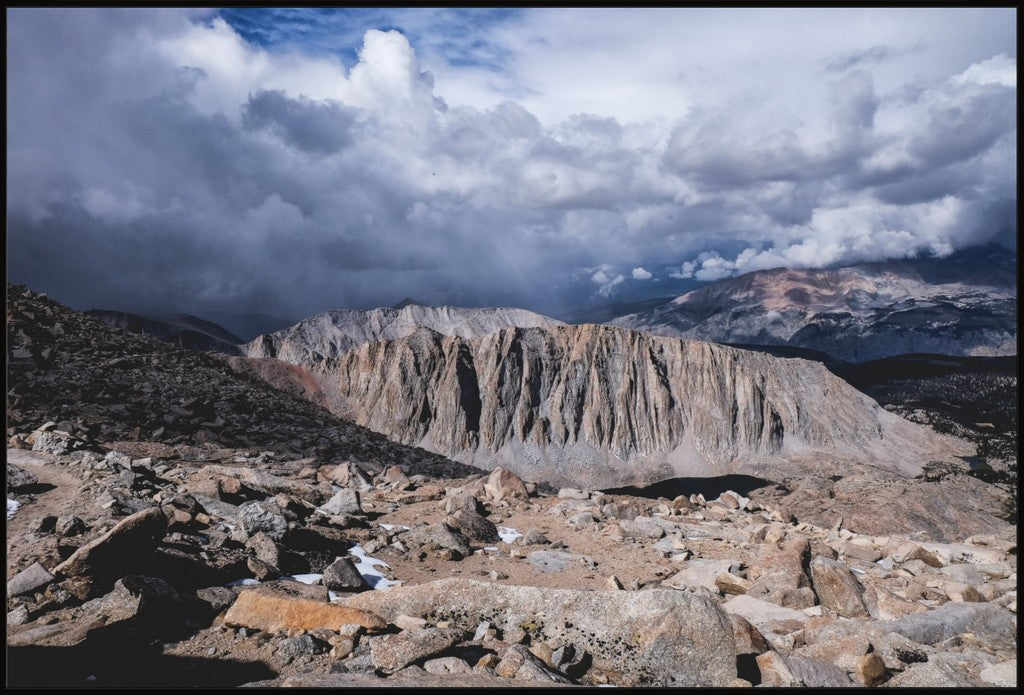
[243,305,564,365]
[608,248,1016,363]
[301,324,962,488]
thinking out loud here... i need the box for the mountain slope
[85,309,243,355]
[609,246,1016,362]
[243,304,564,364]
[305,324,964,488]
[6,284,475,478]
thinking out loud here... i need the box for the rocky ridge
[609,249,1016,362]
[306,324,965,488]
[86,309,244,355]
[243,304,564,365]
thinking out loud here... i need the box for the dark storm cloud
[242,90,356,155]
[5,9,1017,331]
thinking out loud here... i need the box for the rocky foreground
[6,434,1017,688]
[5,284,1017,687]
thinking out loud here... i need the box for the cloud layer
[6,8,1016,332]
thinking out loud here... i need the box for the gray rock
[662,559,737,592]
[809,556,869,618]
[369,627,465,672]
[196,586,239,614]
[7,562,55,597]
[404,523,471,557]
[238,500,287,541]
[279,634,328,660]
[522,529,550,546]
[423,656,473,674]
[323,557,371,592]
[496,644,572,683]
[980,660,1017,687]
[874,631,933,672]
[526,550,577,573]
[245,531,281,568]
[318,489,362,517]
[343,577,737,687]
[447,509,500,543]
[54,515,88,537]
[6,463,38,492]
[619,518,666,539]
[886,653,985,687]
[784,655,854,687]
[886,602,1016,648]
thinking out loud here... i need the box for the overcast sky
[6,8,1017,334]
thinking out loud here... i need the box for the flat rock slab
[224,588,385,633]
[343,577,736,687]
[885,601,1016,649]
[525,550,578,573]
[722,594,811,633]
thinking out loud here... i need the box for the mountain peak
[392,297,426,310]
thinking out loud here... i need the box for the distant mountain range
[608,245,1016,362]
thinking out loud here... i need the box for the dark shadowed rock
[323,557,371,592]
[53,506,167,588]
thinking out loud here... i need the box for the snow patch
[284,573,323,585]
[380,523,411,531]
[227,577,261,587]
[497,526,522,544]
[350,544,400,590]
[7,498,22,519]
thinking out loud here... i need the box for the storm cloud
[6,8,1016,333]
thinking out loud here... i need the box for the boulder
[7,562,55,598]
[495,644,572,683]
[722,594,810,634]
[662,560,737,592]
[369,627,465,672]
[343,577,737,687]
[223,587,385,633]
[238,500,287,541]
[809,557,869,618]
[8,575,184,648]
[6,463,38,492]
[318,489,362,517]
[746,539,816,609]
[484,467,529,502]
[404,523,472,558]
[53,506,167,589]
[446,509,500,543]
[885,601,1016,649]
[323,557,371,593]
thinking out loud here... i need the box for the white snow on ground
[380,523,411,531]
[350,544,400,590]
[285,573,323,585]
[498,526,522,544]
[7,498,21,520]
[224,547,400,592]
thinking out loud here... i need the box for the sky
[6,8,1017,335]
